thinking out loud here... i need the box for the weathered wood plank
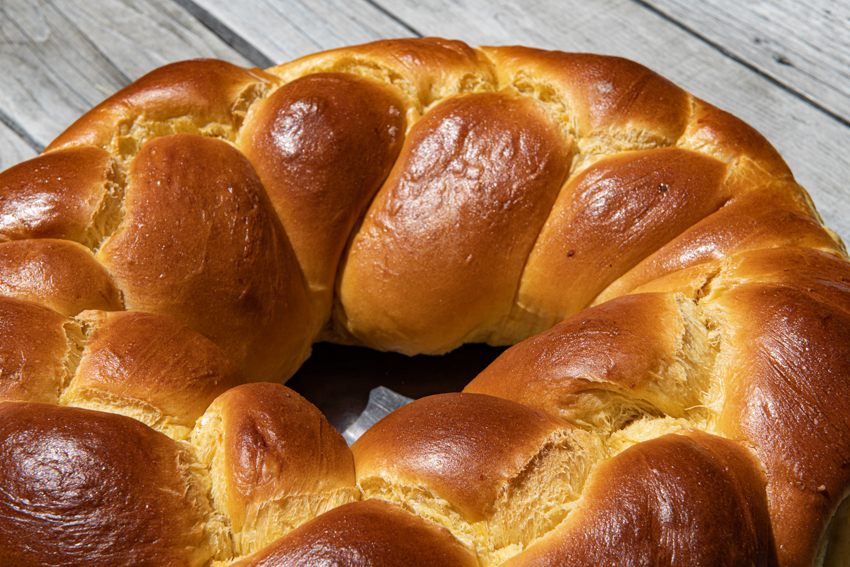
[358,0,850,243]
[0,121,38,171]
[0,0,251,149]
[186,0,417,63]
[640,0,850,125]
[1,0,847,242]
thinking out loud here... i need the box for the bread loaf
[0,37,848,567]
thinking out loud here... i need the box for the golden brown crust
[351,392,602,566]
[269,37,496,111]
[61,310,245,437]
[352,393,571,521]
[593,186,842,305]
[0,402,219,567]
[239,72,407,333]
[713,283,850,567]
[517,147,730,326]
[338,90,571,352]
[192,383,358,555]
[96,133,311,382]
[706,246,850,313]
[0,145,117,246]
[465,292,714,433]
[501,431,775,567]
[481,46,692,149]
[633,246,850,308]
[45,59,280,158]
[218,383,356,508]
[0,37,847,567]
[0,239,123,316]
[0,296,77,404]
[470,243,850,566]
[231,499,478,567]
[679,97,793,179]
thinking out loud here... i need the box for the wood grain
[641,0,850,125]
[186,0,417,63]
[0,0,249,148]
[0,121,37,171]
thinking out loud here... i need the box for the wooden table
[2,0,849,431]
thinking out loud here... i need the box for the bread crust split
[0,37,848,567]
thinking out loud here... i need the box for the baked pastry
[0,37,848,567]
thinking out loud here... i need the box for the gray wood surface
[181,0,415,64]
[0,120,36,171]
[643,0,850,125]
[0,0,249,149]
[1,0,848,243]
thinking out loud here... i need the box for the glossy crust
[0,402,221,567]
[0,37,847,567]
[267,37,497,111]
[231,499,478,567]
[96,133,311,382]
[0,296,80,404]
[240,72,407,335]
[517,148,730,328]
[351,393,602,565]
[714,283,850,567]
[61,310,245,439]
[465,292,715,433]
[192,383,359,555]
[500,431,775,567]
[469,245,850,567]
[0,145,119,246]
[481,46,694,152]
[353,393,593,518]
[338,90,571,352]
[0,239,123,316]
[45,59,280,157]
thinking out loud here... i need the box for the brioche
[230,499,479,567]
[0,37,848,567]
